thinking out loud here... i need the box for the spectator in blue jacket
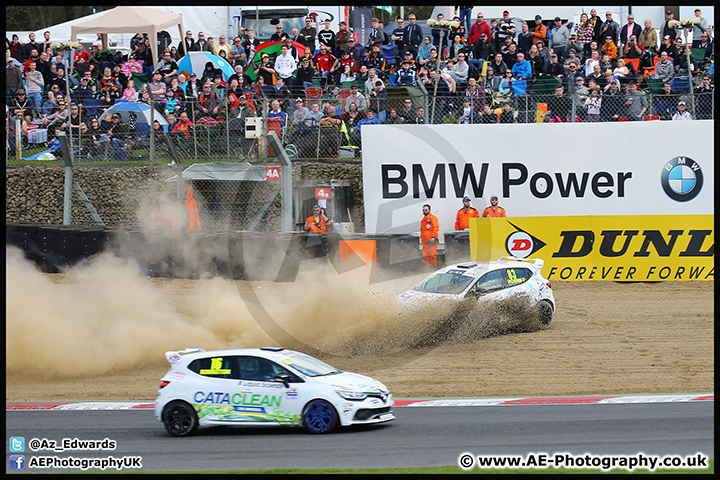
[396,60,418,86]
[511,52,532,80]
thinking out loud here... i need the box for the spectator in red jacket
[467,12,492,46]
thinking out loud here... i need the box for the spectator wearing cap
[671,100,693,121]
[334,21,353,58]
[660,10,677,43]
[6,57,24,105]
[455,196,480,231]
[619,14,642,51]
[546,51,565,77]
[482,196,506,218]
[658,34,679,65]
[396,59,418,86]
[532,15,548,47]
[549,16,570,61]
[691,9,710,44]
[346,38,363,66]
[295,56,316,93]
[365,43,386,76]
[495,10,516,47]
[330,49,357,86]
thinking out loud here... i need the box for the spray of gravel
[6,242,541,380]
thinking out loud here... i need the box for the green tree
[6,6,109,32]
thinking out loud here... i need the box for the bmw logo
[661,157,703,202]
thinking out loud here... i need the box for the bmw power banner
[361,120,713,281]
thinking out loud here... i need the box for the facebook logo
[9,454,25,470]
[9,437,25,452]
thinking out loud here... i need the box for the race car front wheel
[302,399,338,434]
[163,401,199,437]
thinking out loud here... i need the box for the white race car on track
[155,347,394,436]
[397,257,556,329]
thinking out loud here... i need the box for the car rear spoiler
[164,348,205,364]
[497,256,545,271]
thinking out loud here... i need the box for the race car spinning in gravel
[397,257,556,331]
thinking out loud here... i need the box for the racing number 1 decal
[200,357,232,375]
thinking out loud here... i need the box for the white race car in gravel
[155,347,394,436]
[397,257,556,330]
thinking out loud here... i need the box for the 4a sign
[315,187,332,200]
[265,167,280,180]
[469,215,714,281]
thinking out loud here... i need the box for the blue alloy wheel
[302,400,338,434]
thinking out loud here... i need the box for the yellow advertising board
[469,215,714,281]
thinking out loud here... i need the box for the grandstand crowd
[6,8,715,159]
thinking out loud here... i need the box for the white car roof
[164,346,296,365]
[435,257,544,279]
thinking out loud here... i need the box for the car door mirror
[275,373,291,388]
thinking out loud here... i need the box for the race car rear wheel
[535,300,554,329]
[302,399,338,434]
[162,401,199,437]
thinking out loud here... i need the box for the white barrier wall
[361,121,714,237]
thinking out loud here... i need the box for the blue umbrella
[177,52,235,82]
[103,100,169,126]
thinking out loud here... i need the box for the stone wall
[5,162,365,231]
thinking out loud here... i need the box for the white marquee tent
[70,6,184,68]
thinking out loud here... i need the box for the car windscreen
[414,271,476,294]
[279,352,341,377]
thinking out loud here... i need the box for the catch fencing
[6,85,714,166]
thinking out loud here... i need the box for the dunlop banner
[469,215,714,281]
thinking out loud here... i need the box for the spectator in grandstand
[396,60,418,86]
[390,18,407,58]
[658,35,680,66]
[495,11,516,48]
[613,58,630,78]
[544,84,572,122]
[268,99,288,130]
[574,13,595,58]
[694,74,714,120]
[274,44,297,93]
[464,76,486,113]
[403,14,423,58]
[691,33,713,67]
[398,98,417,122]
[368,81,388,120]
[488,52,508,79]
[511,52,532,81]
[691,9,710,43]
[469,32,495,77]
[549,17,570,62]
[171,110,194,137]
[498,69,516,97]
[480,65,501,92]
[574,76,589,104]
[532,15,548,47]
[364,69,384,94]
[417,36,434,64]
[482,196,506,217]
[353,109,380,144]
[300,101,323,132]
[24,60,44,115]
[567,33,584,61]
[457,99,479,124]
[478,104,497,124]
[600,77,623,121]
[450,52,470,85]
[651,81,678,120]
[335,22,354,59]
[343,84,366,113]
[654,51,675,84]
[295,58,316,94]
[299,17,317,54]
[623,81,648,120]
[339,63,357,84]
[413,107,426,124]
[583,50,601,77]
[526,44,545,78]
[601,35,618,60]
[498,101,516,123]
[638,19,658,54]
[386,108,405,124]
[502,43,519,70]
[600,11,620,46]
[517,22,533,54]
[545,52,565,78]
[622,34,644,61]
[659,10,677,43]
[671,100,693,121]
[586,63,606,87]
[619,14,642,51]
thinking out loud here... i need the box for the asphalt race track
[6,401,714,473]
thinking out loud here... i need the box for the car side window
[188,356,240,380]
[238,356,300,383]
[474,270,505,293]
[503,268,532,286]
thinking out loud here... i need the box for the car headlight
[334,388,368,401]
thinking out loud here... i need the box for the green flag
[374,6,393,14]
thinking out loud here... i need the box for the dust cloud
[6,244,541,380]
